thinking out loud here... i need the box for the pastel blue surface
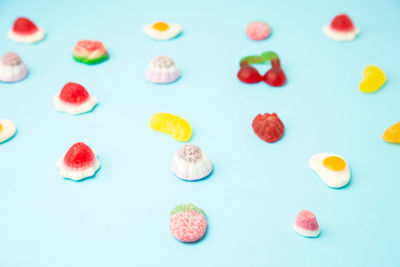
[1,0,399,266]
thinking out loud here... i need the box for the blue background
[1,0,399,266]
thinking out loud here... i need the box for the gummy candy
[143,22,181,40]
[63,142,95,169]
[56,142,101,180]
[252,113,284,143]
[149,113,192,142]
[0,52,28,83]
[13,17,38,35]
[323,14,360,41]
[237,51,286,87]
[246,21,271,41]
[293,210,320,238]
[0,119,17,144]
[170,203,207,242]
[146,55,180,84]
[172,144,213,181]
[8,17,45,44]
[60,83,90,104]
[309,153,350,188]
[359,65,386,93]
[382,122,400,144]
[72,40,109,65]
[54,82,98,115]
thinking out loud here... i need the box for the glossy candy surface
[359,65,386,93]
[382,122,400,144]
[237,51,286,86]
[330,14,354,32]
[12,17,38,35]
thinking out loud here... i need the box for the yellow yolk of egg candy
[152,22,169,31]
[382,122,400,144]
[323,156,346,171]
[0,123,3,131]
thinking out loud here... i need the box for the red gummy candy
[330,14,354,32]
[12,17,38,35]
[237,63,263,83]
[77,40,104,52]
[64,142,95,169]
[263,58,286,87]
[59,82,90,104]
[252,113,284,143]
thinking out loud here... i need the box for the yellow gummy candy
[149,113,192,142]
[0,123,2,131]
[359,65,386,93]
[382,121,400,144]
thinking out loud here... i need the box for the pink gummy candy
[246,21,271,41]
[170,209,207,242]
[294,210,320,237]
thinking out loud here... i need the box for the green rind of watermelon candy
[170,203,205,216]
[73,53,109,65]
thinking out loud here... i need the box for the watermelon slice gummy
[12,17,38,35]
[72,40,109,65]
[59,82,90,104]
[330,14,355,32]
[63,142,95,169]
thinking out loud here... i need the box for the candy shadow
[0,130,18,145]
[174,167,214,183]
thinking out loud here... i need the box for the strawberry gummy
[12,17,38,35]
[59,82,90,104]
[330,14,354,32]
[63,142,95,169]
[237,63,262,83]
[252,113,284,143]
[263,58,286,87]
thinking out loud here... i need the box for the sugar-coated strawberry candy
[12,17,38,35]
[59,82,90,104]
[293,210,320,237]
[263,58,286,87]
[237,63,263,83]
[330,14,354,32]
[169,204,207,243]
[252,113,284,143]
[63,142,95,169]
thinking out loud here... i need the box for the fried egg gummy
[149,113,192,142]
[143,22,182,40]
[0,119,17,144]
[309,153,350,188]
